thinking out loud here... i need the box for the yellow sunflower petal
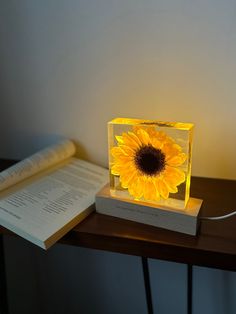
[143,180,152,200]
[156,179,169,199]
[113,155,133,164]
[163,178,178,193]
[157,131,172,143]
[136,129,151,146]
[127,131,143,146]
[115,135,124,144]
[111,146,126,158]
[150,137,162,150]
[120,168,137,188]
[111,163,124,175]
[167,153,187,167]
[111,147,133,163]
[117,159,135,170]
[143,179,160,201]
[111,146,135,158]
[122,132,141,149]
[162,143,181,160]
[119,144,136,155]
[164,166,186,185]
[128,176,144,199]
[112,165,134,177]
[144,127,157,137]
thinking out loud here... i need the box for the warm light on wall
[108,118,194,210]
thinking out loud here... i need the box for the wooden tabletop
[1,159,236,271]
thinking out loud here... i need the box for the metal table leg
[142,257,154,314]
[187,264,193,314]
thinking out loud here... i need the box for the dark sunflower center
[135,145,166,176]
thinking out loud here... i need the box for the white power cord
[201,210,236,221]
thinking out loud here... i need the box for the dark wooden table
[63,174,236,272]
[1,159,236,314]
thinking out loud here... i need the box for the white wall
[1,0,236,179]
[1,1,236,314]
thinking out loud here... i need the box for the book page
[0,158,108,248]
[0,139,76,192]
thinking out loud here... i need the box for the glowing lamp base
[96,184,203,236]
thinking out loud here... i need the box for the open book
[0,140,108,249]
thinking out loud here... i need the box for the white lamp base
[95,184,203,236]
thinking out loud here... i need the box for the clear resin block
[108,118,194,209]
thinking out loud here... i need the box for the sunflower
[110,127,187,201]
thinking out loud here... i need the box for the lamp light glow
[108,118,194,210]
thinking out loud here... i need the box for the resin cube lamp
[96,118,203,235]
